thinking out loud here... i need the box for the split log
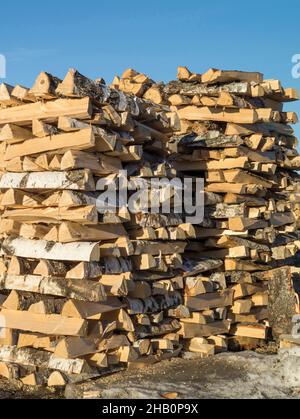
[201,69,263,85]
[33,260,69,278]
[0,346,92,375]
[58,116,92,132]
[0,310,88,336]
[7,256,35,276]
[177,107,258,124]
[32,119,59,137]
[0,83,21,106]
[54,337,98,359]
[2,238,101,262]
[132,240,186,256]
[165,80,254,98]
[48,372,67,387]
[65,262,103,280]
[175,157,250,171]
[56,69,109,101]
[61,298,124,320]
[0,124,32,144]
[206,183,261,195]
[180,321,231,338]
[230,324,268,340]
[0,361,19,380]
[30,72,62,99]
[11,85,36,103]
[3,206,98,224]
[0,97,92,126]
[56,69,141,115]
[4,129,96,161]
[225,259,271,272]
[225,122,294,137]
[228,218,268,231]
[184,289,234,312]
[57,222,127,243]
[228,308,268,324]
[0,274,106,302]
[177,132,244,149]
[60,150,122,175]
[183,259,223,276]
[0,329,17,346]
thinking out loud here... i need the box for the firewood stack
[168,67,300,349]
[0,69,196,386]
[0,64,298,388]
[117,66,300,351]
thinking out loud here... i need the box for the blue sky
[1,0,299,139]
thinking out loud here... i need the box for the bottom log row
[0,260,291,388]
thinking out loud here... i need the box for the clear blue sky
[1,0,299,139]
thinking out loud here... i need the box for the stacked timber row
[0,69,197,386]
[116,67,300,351]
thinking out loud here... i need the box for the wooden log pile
[0,69,192,386]
[0,64,298,388]
[116,66,300,352]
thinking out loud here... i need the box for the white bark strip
[0,170,95,191]
[0,309,88,336]
[2,237,101,262]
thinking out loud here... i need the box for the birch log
[2,238,101,262]
[0,170,96,191]
[56,68,140,115]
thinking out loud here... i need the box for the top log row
[0,67,298,126]
[0,69,172,128]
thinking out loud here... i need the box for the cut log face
[33,260,69,278]
[0,83,21,106]
[48,371,67,387]
[180,321,231,339]
[0,124,32,144]
[267,267,297,341]
[57,222,127,243]
[60,150,122,175]
[4,129,96,161]
[0,361,19,380]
